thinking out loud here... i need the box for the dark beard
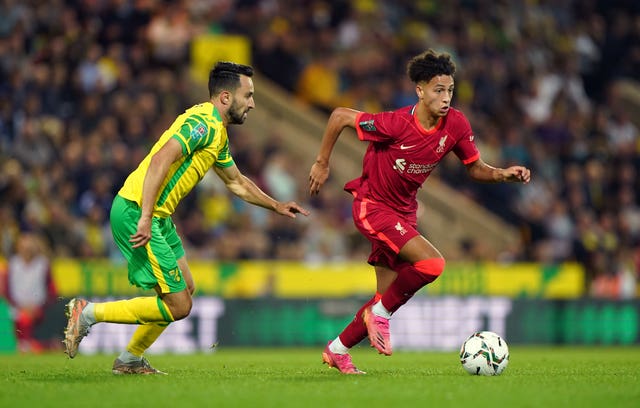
[228,101,246,124]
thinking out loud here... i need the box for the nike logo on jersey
[400,144,416,150]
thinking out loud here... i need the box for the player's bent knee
[170,300,192,321]
[413,257,446,284]
[164,292,193,321]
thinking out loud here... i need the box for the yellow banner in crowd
[49,259,584,299]
[190,34,251,85]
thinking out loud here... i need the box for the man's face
[228,75,255,125]
[417,75,454,117]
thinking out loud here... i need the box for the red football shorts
[351,197,420,270]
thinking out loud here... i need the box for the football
[459,331,509,376]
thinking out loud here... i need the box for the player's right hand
[130,217,152,248]
[309,162,330,195]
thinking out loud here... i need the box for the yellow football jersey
[118,102,233,217]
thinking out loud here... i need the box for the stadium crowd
[1,0,639,298]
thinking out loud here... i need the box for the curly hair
[407,49,456,84]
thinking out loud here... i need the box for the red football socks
[338,294,381,348]
[380,258,445,313]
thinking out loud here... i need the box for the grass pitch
[1,346,638,408]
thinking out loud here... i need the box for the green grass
[1,346,639,408]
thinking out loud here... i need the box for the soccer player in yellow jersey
[63,62,309,374]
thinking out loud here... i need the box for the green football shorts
[110,195,187,293]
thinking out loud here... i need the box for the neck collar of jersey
[411,104,443,135]
[207,102,223,122]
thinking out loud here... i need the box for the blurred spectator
[0,232,57,352]
[0,0,639,298]
[263,150,298,202]
[605,105,639,156]
[295,52,343,113]
[251,19,302,92]
[146,3,199,68]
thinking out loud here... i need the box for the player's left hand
[503,166,531,183]
[275,201,310,218]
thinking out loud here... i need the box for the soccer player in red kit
[309,49,531,374]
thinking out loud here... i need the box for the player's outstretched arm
[214,164,309,218]
[465,158,531,184]
[309,107,360,195]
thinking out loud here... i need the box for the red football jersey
[345,105,480,216]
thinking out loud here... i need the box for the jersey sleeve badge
[359,119,377,132]
[190,122,207,140]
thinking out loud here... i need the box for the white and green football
[459,331,509,376]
